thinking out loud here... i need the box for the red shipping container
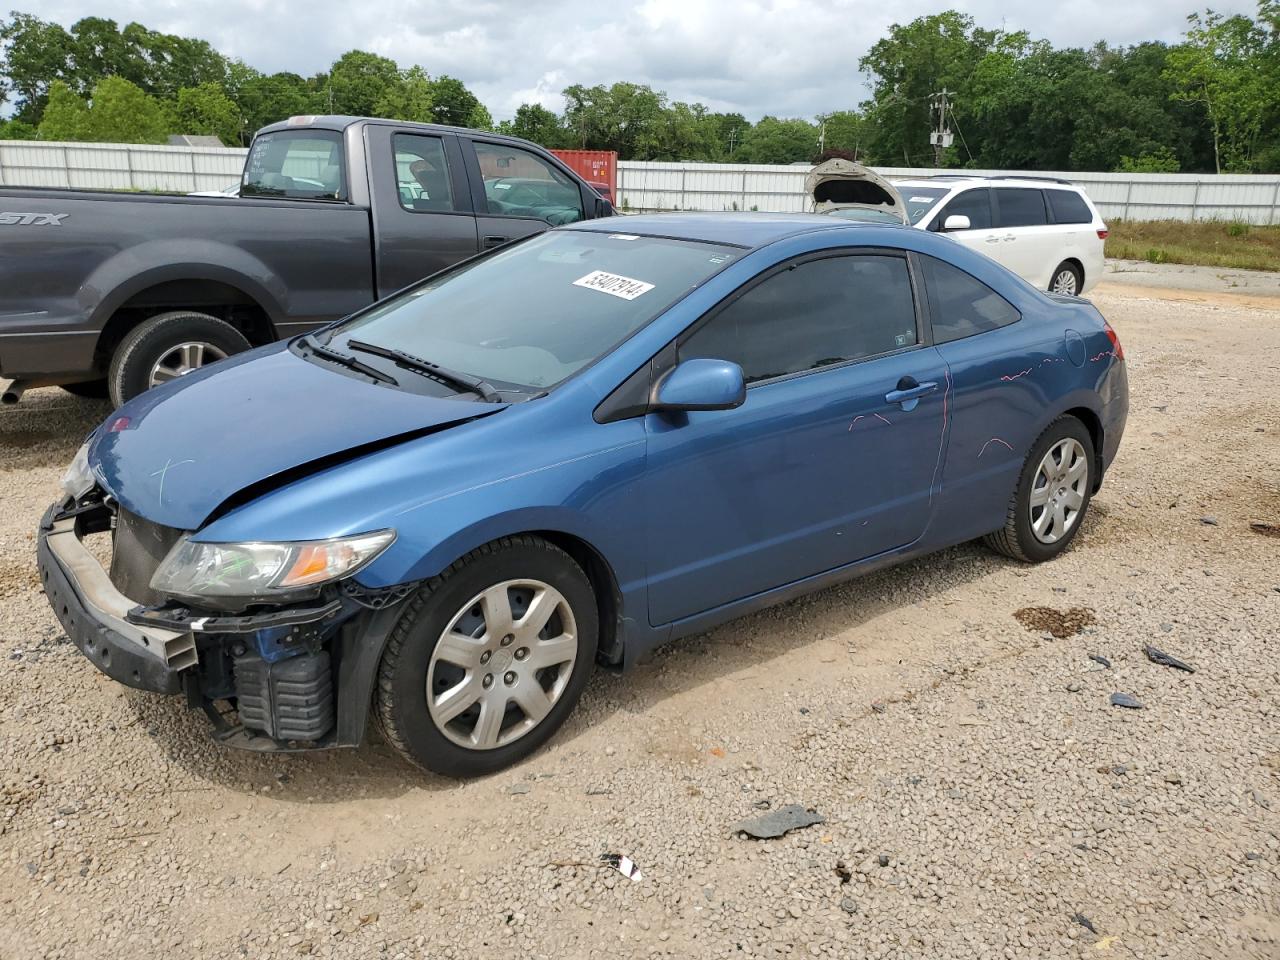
[552,149,617,204]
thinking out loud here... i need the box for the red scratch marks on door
[928,367,952,506]
[978,437,1014,458]
[999,368,1033,382]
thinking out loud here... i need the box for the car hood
[806,159,908,224]
[89,344,505,531]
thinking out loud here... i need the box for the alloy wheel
[1051,269,1079,296]
[425,579,578,750]
[1029,437,1089,544]
[148,341,229,386]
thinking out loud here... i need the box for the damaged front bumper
[36,500,411,752]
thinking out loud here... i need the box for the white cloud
[29,0,1258,121]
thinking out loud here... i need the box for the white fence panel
[2,140,1277,223]
[618,161,1280,224]
[0,140,248,194]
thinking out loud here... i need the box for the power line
[946,102,974,163]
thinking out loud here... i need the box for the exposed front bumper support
[37,508,196,693]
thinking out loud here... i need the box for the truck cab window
[242,130,347,201]
[394,134,458,212]
[473,142,584,225]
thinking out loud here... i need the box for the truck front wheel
[108,311,251,407]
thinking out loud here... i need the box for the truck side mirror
[594,196,613,218]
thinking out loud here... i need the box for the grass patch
[1106,220,1280,272]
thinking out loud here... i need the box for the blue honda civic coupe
[39,213,1128,776]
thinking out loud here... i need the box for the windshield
[241,130,346,201]
[328,230,739,391]
[896,186,949,225]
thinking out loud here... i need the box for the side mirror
[942,214,971,231]
[594,196,614,218]
[653,358,746,413]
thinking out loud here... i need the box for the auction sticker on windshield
[573,270,655,300]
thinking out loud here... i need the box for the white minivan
[808,162,1108,297]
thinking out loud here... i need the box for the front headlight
[150,530,395,602]
[60,440,96,500]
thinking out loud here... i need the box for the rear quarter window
[1046,189,1093,224]
[920,255,1020,344]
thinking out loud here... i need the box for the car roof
[893,176,1081,191]
[566,211,904,248]
[254,115,551,150]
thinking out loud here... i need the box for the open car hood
[807,159,908,224]
[89,344,505,531]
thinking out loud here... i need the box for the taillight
[1096,228,1109,240]
[1104,323,1124,361]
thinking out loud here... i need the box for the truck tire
[108,311,251,407]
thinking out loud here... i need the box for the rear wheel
[107,311,251,407]
[985,416,1095,563]
[1049,261,1083,296]
[375,536,597,777]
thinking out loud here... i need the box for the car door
[366,129,481,295]
[461,139,588,252]
[991,187,1058,287]
[641,251,950,627]
[931,187,1009,266]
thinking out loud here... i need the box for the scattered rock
[877,854,890,867]
[1066,682,1083,693]
[731,804,825,840]
[1072,913,1098,934]
[1199,516,1218,526]
[508,783,531,795]
[1248,521,1279,538]
[1089,653,1113,669]
[1110,692,1144,710]
[1143,645,1195,673]
[585,787,611,796]
[840,897,858,915]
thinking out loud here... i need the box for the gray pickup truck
[0,115,614,406]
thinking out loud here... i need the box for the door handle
[1002,234,1016,242]
[482,235,509,249]
[884,380,938,411]
[984,236,1001,244]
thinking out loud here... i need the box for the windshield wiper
[345,339,502,402]
[300,335,398,386]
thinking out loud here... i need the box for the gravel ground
[2,276,1278,960]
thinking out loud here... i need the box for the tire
[1049,261,1083,296]
[375,536,598,777]
[107,311,251,407]
[60,379,109,399]
[984,416,1096,563]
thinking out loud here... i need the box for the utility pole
[726,125,740,158]
[929,89,954,168]
[817,118,826,157]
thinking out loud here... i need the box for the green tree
[858,11,1010,165]
[175,82,241,144]
[1116,146,1182,172]
[372,65,434,122]
[562,82,667,158]
[0,118,36,139]
[705,112,750,160]
[36,79,89,140]
[0,13,76,122]
[500,103,568,147]
[739,116,817,164]
[427,75,482,126]
[1165,7,1273,171]
[816,110,865,159]
[228,65,317,138]
[84,76,171,143]
[324,50,400,116]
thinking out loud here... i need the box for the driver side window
[933,188,992,231]
[680,254,919,384]
[473,142,585,225]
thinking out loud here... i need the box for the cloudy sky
[33,0,1257,121]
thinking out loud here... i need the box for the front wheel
[985,417,1095,563]
[375,536,597,777]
